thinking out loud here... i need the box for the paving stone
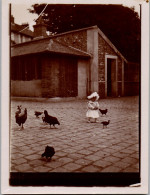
[129,152,139,159]
[93,160,112,168]
[112,152,130,159]
[84,154,102,161]
[15,164,33,172]
[58,157,73,165]
[33,166,52,172]
[11,153,24,160]
[67,153,84,160]
[25,154,40,160]
[94,151,110,158]
[10,97,139,173]
[77,149,93,155]
[11,158,27,165]
[121,157,139,164]
[55,151,67,157]
[62,162,83,171]
[81,165,101,172]
[44,161,63,169]
[114,161,130,169]
[102,148,118,154]
[122,167,139,172]
[51,167,69,172]
[75,159,92,166]
[101,166,122,172]
[29,159,45,167]
[102,156,121,163]
[121,148,136,154]
[21,149,35,155]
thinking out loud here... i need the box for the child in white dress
[86,92,100,123]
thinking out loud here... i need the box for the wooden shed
[11,25,138,98]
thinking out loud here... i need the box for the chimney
[33,16,48,39]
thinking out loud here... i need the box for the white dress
[86,101,99,118]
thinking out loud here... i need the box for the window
[11,55,42,81]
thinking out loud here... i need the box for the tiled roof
[11,38,91,58]
[11,23,34,37]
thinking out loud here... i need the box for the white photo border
[1,0,149,194]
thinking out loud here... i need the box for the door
[107,58,117,97]
[59,56,78,97]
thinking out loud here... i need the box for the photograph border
[1,0,149,194]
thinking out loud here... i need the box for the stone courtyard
[10,96,139,173]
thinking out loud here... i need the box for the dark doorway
[59,56,78,97]
[107,58,117,97]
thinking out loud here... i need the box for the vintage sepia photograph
[1,0,149,194]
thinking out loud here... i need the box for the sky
[11,0,143,31]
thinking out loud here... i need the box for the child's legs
[87,117,91,122]
[94,117,98,122]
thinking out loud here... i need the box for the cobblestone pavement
[10,96,139,173]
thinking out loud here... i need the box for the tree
[29,4,141,63]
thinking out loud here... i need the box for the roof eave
[97,28,128,63]
[11,49,90,58]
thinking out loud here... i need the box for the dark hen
[99,109,108,116]
[101,120,110,128]
[41,146,55,160]
[15,108,27,129]
[15,105,22,115]
[34,111,43,118]
[44,110,60,128]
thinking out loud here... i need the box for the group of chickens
[15,105,58,161]
[14,105,110,161]
[15,105,60,130]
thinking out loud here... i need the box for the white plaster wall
[11,80,42,97]
[87,28,99,93]
[78,59,88,98]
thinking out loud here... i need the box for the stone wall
[98,34,123,98]
[53,30,87,52]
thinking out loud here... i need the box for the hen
[101,120,110,128]
[34,111,43,118]
[15,108,27,129]
[44,110,60,128]
[15,105,22,115]
[99,108,108,116]
[41,145,55,160]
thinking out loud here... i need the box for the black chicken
[15,105,22,115]
[41,145,55,160]
[34,111,43,118]
[101,120,110,128]
[15,108,27,129]
[99,109,108,116]
[44,110,60,128]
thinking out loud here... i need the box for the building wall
[41,55,60,97]
[124,62,139,96]
[87,29,99,93]
[53,28,124,98]
[11,32,32,45]
[11,80,42,97]
[54,30,87,52]
[78,59,89,98]
[41,54,79,98]
[98,33,123,98]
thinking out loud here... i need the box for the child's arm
[87,102,94,110]
[93,102,99,110]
